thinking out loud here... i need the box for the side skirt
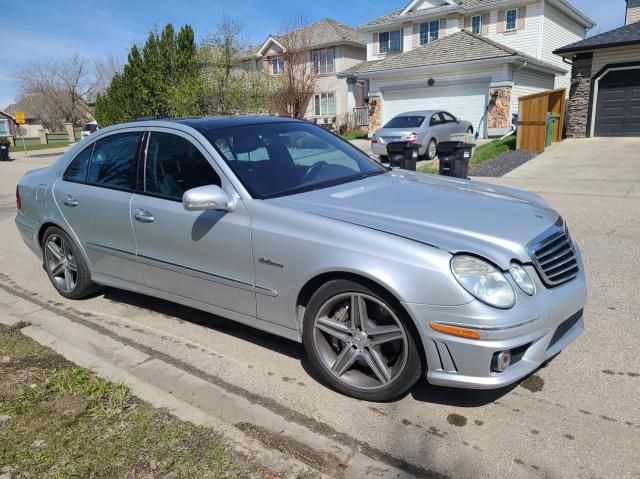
[91,273,302,343]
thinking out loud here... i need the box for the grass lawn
[340,130,369,141]
[9,143,71,153]
[0,323,261,479]
[471,135,516,166]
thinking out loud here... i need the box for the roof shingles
[554,22,640,55]
[342,31,565,75]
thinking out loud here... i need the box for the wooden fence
[516,88,566,152]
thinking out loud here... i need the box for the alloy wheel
[427,140,437,160]
[44,234,78,293]
[312,293,408,391]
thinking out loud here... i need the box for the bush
[340,130,369,141]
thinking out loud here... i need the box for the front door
[52,130,143,284]
[131,129,256,318]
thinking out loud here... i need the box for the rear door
[52,130,143,283]
[130,128,256,318]
[429,113,448,142]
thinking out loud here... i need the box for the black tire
[303,279,423,401]
[379,155,389,164]
[42,226,100,299]
[426,138,437,161]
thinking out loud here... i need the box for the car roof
[135,115,303,131]
[394,110,438,117]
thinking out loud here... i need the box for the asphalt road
[1,142,639,478]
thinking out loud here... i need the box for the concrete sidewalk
[476,138,640,197]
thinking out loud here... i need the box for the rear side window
[87,133,141,190]
[63,144,94,183]
[145,132,221,201]
[384,116,425,128]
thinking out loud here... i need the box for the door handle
[63,195,78,207]
[134,208,155,223]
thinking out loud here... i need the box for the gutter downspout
[510,60,529,132]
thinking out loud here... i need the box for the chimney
[627,0,640,25]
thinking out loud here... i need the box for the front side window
[430,113,446,126]
[505,9,518,31]
[419,20,440,45]
[312,48,335,74]
[314,93,336,116]
[472,15,482,35]
[272,56,284,75]
[63,144,94,183]
[203,122,385,199]
[441,111,457,122]
[145,132,221,201]
[379,30,401,53]
[87,132,141,190]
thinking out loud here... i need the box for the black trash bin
[0,140,10,162]
[437,141,474,178]
[386,141,419,171]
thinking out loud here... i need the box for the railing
[353,107,369,127]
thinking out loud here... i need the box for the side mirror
[183,185,235,212]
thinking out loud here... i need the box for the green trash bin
[545,112,559,147]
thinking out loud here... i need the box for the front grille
[528,219,579,286]
[548,309,583,350]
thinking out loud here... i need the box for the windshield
[384,116,425,129]
[202,122,386,199]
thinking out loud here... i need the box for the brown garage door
[594,68,640,137]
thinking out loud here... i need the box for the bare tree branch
[272,16,319,119]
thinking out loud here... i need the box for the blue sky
[0,0,628,110]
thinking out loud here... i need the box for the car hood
[268,171,559,269]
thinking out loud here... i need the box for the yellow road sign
[15,112,26,124]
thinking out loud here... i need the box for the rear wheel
[426,139,437,160]
[42,226,99,299]
[303,279,422,401]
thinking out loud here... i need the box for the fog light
[492,350,511,372]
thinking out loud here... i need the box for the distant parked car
[81,122,99,138]
[371,111,473,161]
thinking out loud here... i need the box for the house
[554,1,640,137]
[243,19,368,128]
[0,110,15,140]
[4,98,49,138]
[339,0,594,137]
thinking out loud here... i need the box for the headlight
[451,255,516,309]
[509,263,535,296]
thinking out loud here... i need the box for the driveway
[484,137,640,197]
[1,141,640,478]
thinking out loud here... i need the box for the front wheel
[426,139,437,160]
[303,280,422,401]
[42,227,100,299]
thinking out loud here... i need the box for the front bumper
[404,254,587,389]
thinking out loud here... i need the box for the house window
[312,48,335,74]
[471,15,482,35]
[272,56,284,75]
[379,30,401,53]
[0,120,8,136]
[314,93,336,116]
[505,9,518,31]
[419,20,440,45]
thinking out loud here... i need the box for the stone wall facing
[565,53,593,138]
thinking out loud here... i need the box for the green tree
[95,24,205,126]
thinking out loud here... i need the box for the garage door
[594,68,640,137]
[382,83,489,136]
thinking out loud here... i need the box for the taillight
[16,186,21,210]
[407,132,418,143]
[371,136,378,144]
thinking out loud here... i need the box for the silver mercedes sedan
[371,110,474,161]
[15,117,586,401]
